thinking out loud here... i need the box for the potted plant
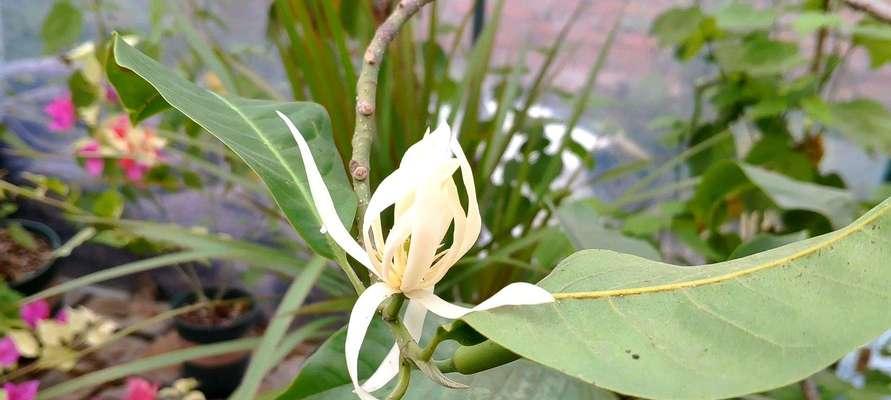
[170,286,260,398]
[1,219,61,296]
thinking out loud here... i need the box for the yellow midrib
[553,201,888,300]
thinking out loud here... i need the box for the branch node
[357,101,375,116]
[350,160,369,181]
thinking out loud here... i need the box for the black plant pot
[183,355,250,399]
[5,219,62,296]
[171,287,260,343]
[171,287,259,398]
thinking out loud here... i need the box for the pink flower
[104,85,119,103]
[0,337,20,367]
[3,380,39,400]
[119,158,149,182]
[125,377,157,400]
[78,140,105,177]
[44,93,76,133]
[55,308,68,323]
[20,300,50,329]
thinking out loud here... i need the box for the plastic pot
[5,219,61,295]
[183,355,250,399]
[171,287,259,398]
[171,287,260,343]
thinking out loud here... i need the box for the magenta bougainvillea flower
[0,336,20,367]
[125,377,158,400]
[2,380,39,400]
[78,140,105,177]
[43,93,76,133]
[20,300,50,329]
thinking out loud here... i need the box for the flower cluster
[0,300,117,400]
[125,377,205,400]
[279,113,554,399]
[75,114,167,182]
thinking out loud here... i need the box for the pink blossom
[125,377,157,400]
[20,300,50,329]
[3,380,39,400]
[104,85,119,104]
[0,337,20,367]
[110,115,131,140]
[119,158,149,182]
[79,140,105,177]
[55,308,68,323]
[44,93,76,133]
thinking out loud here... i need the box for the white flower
[277,112,554,399]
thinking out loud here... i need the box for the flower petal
[277,111,375,275]
[361,300,427,392]
[408,283,554,320]
[346,283,396,400]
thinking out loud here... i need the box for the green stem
[334,248,367,295]
[386,359,412,400]
[616,130,732,204]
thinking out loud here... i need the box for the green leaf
[690,161,857,229]
[92,190,125,218]
[728,231,809,259]
[650,7,705,47]
[556,201,661,260]
[230,257,328,400]
[304,360,617,400]
[854,21,891,68]
[464,196,891,400]
[714,2,777,32]
[41,0,82,54]
[792,12,842,35]
[281,318,616,400]
[713,37,802,76]
[802,97,891,154]
[110,35,356,259]
[277,319,391,399]
[68,70,98,108]
[105,41,171,123]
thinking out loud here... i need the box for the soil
[178,299,252,327]
[0,229,53,283]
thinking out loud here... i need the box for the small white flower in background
[277,112,554,400]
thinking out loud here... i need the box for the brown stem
[843,0,891,23]
[800,378,821,400]
[350,0,435,225]
[809,0,830,74]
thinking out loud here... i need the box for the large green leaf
[690,161,857,229]
[302,361,617,400]
[463,196,891,400]
[556,201,661,260]
[276,319,392,399]
[802,97,891,155]
[278,319,616,400]
[110,36,356,258]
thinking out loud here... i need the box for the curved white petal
[346,283,396,400]
[449,134,481,258]
[407,283,554,320]
[361,300,427,392]
[400,163,460,292]
[276,112,375,275]
[362,168,411,249]
[400,123,452,172]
